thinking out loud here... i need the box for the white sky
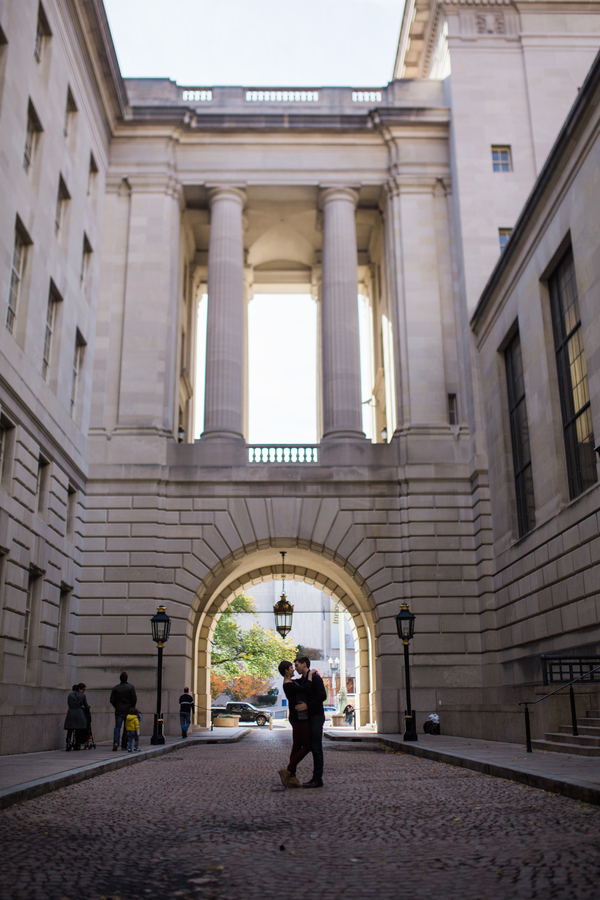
[103,0,404,87]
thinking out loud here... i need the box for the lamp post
[150,605,171,745]
[395,602,417,742]
[273,551,294,637]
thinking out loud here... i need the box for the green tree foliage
[211,594,297,679]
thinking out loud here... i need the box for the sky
[103,0,404,87]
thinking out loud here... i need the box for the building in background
[0,0,599,752]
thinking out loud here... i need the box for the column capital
[319,186,359,209]
[207,185,247,207]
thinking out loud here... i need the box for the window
[87,152,98,196]
[70,331,85,417]
[505,330,535,537]
[64,86,77,136]
[24,572,35,649]
[6,221,31,334]
[0,414,15,491]
[549,247,597,498]
[492,146,512,172]
[34,4,51,63]
[23,100,43,172]
[42,281,61,380]
[36,456,49,516]
[448,394,458,425]
[57,584,71,655]
[66,485,77,539]
[499,228,512,253]
[55,174,70,232]
[80,233,93,287]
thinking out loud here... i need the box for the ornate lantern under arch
[273,551,294,638]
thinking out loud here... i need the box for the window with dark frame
[492,146,512,172]
[23,100,43,172]
[549,247,597,498]
[42,281,61,380]
[6,223,31,334]
[34,3,51,63]
[505,330,536,537]
[80,233,93,287]
[55,174,70,232]
[36,456,49,516]
[448,393,457,425]
[87,152,98,196]
[64,86,77,136]
[70,331,85,417]
[0,414,15,491]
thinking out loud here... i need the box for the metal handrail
[519,664,600,752]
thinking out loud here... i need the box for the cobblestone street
[1,730,599,900]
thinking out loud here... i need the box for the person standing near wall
[110,672,137,751]
[179,688,194,738]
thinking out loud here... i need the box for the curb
[0,730,250,811]
[325,732,600,806]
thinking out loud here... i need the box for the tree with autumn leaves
[210,594,297,701]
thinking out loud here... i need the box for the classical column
[202,186,246,440]
[320,186,364,440]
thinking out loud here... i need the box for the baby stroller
[67,709,96,751]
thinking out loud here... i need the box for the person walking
[63,684,87,751]
[277,660,312,788]
[110,671,137,751]
[295,656,327,788]
[179,688,194,738]
[125,707,141,752]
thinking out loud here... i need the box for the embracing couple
[278,656,327,789]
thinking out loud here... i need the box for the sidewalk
[0,728,249,810]
[325,729,600,805]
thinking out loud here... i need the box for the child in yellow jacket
[126,708,140,752]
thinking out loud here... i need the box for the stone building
[0,0,599,752]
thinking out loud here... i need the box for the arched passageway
[192,548,376,727]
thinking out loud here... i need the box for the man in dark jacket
[110,671,137,751]
[295,656,327,788]
[179,688,194,738]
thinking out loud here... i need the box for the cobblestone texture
[1,731,599,900]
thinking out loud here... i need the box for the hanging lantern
[273,551,293,637]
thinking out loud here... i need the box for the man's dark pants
[308,715,325,781]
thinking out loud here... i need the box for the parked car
[211,701,271,726]
[323,705,337,720]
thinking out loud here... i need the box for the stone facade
[471,48,600,731]
[0,0,599,752]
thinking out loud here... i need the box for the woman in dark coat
[64,684,88,751]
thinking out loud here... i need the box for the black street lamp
[395,602,417,742]
[273,552,293,637]
[150,605,171,745]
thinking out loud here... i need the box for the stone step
[546,731,600,747]
[584,711,600,719]
[564,723,600,737]
[531,739,600,756]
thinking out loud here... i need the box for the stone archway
[192,547,377,728]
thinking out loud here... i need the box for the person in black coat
[110,671,137,751]
[63,685,87,751]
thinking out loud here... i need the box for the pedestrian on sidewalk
[110,671,137,751]
[63,684,88,751]
[125,707,141,752]
[295,656,327,788]
[277,660,312,788]
[179,688,194,738]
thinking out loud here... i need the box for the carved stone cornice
[394,0,521,79]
